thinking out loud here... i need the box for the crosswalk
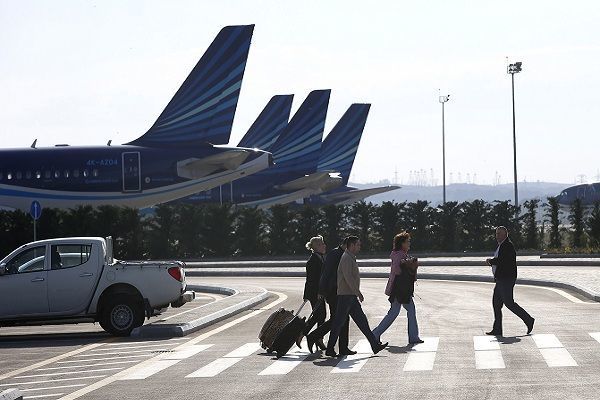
[3,332,600,399]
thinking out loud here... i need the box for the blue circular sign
[30,200,42,220]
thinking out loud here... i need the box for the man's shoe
[325,349,338,358]
[372,341,388,355]
[339,349,357,356]
[409,338,425,344]
[526,318,535,335]
[485,330,502,336]
[295,334,303,349]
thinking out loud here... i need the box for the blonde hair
[305,235,324,251]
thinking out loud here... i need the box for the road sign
[30,200,42,220]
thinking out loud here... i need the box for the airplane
[0,25,273,211]
[304,104,400,205]
[186,89,332,208]
[557,183,600,207]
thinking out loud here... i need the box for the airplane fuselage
[0,145,270,210]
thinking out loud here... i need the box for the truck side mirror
[0,263,6,276]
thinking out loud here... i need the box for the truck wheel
[101,295,144,336]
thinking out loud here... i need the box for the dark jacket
[303,252,324,301]
[318,246,345,297]
[389,261,416,304]
[489,238,518,280]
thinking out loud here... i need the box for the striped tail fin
[268,89,331,176]
[318,103,370,185]
[127,25,254,147]
[237,94,294,150]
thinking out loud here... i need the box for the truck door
[0,245,49,318]
[46,243,98,315]
[122,152,141,192]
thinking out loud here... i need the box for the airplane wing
[176,150,250,179]
[321,185,401,205]
[274,171,343,192]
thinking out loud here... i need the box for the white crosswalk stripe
[331,339,373,374]
[590,332,600,344]
[473,336,505,369]
[403,337,439,371]
[187,343,261,378]
[258,340,310,376]
[531,334,577,367]
[119,344,213,380]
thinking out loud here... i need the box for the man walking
[486,226,535,336]
[306,238,353,355]
[325,236,387,357]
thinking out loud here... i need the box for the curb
[184,270,600,303]
[0,389,23,400]
[131,284,270,338]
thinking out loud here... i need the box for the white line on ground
[531,334,578,367]
[56,354,152,364]
[590,332,600,343]
[15,368,123,379]
[72,348,164,357]
[331,339,373,374]
[0,375,106,388]
[258,340,310,376]
[36,360,140,371]
[20,384,86,392]
[87,343,175,352]
[186,343,262,378]
[23,394,64,399]
[59,291,287,400]
[473,336,505,369]
[403,337,439,371]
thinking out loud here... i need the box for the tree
[145,204,178,259]
[173,204,204,258]
[200,205,234,257]
[460,200,491,251]
[587,201,600,247]
[374,201,403,252]
[321,205,346,248]
[401,201,432,251]
[347,201,376,252]
[233,207,266,256]
[569,198,585,248]
[115,208,144,259]
[489,200,521,247]
[522,199,540,249]
[266,205,292,255]
[545,196,562,248]
[432,201,461,251]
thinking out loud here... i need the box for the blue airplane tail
[268,90,331,176]
[318,103,370,185]
[127,25,254,148]
[237,94,294,150]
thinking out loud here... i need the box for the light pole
[507,61,522,209]
[439,94,450,204]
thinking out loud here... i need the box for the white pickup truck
[0,237,194,336]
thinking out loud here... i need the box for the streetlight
[507,61,522,209]
[439,93,450,204]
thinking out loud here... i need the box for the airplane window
[92,169,99,177]
[64,170,70,178]
[16,172,22,179]
[7,172,12,180]
[54,170,60,179]
[25,171,32,179]
[36,171,41,179]
[73,170,80,178]
[83,169,89,177]
[45,171,51,179]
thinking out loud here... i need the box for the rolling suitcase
[259,300,308,358]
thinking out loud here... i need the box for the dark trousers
[492,278,533,333]
[306,294,350,352]
[303,298,326,335]
[326,295,378,352]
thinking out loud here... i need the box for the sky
[1,1,599,185]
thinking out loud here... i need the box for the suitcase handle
[294,300,308,317]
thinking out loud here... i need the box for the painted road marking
[186,343,261,378]
[0,375,107,388]
[403,337,439,371]
[15,368,123,379]
[474,336,505,369]
[331,340,373,374]
[56,354,152,364]
[258,340,310,375]
[531,334,577,367]
[589,332,600,343]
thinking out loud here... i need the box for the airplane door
[122,152,141,192]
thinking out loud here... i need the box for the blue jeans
[372,298,420,343]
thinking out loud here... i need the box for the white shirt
[492,238,507,275]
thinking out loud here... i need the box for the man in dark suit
[305,237,355,355]
[485,226,535,336]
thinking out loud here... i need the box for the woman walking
[372,232,423,345]
[298,235,327,350]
